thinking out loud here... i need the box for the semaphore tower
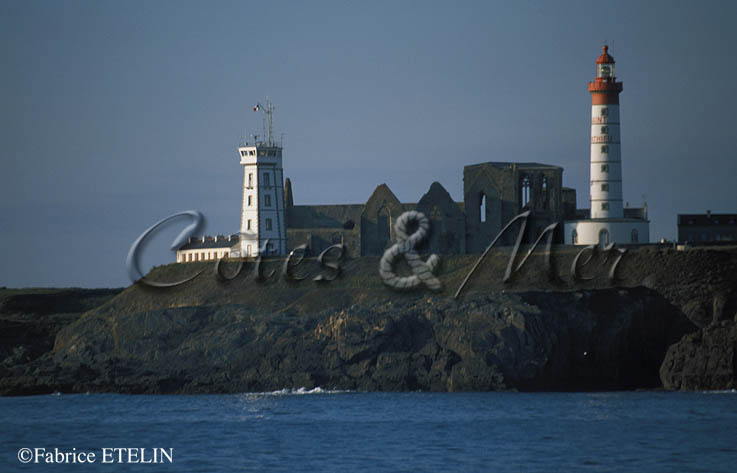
[236,99,287,257]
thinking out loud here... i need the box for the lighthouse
[589,45,623,219]
[564,45,649,246]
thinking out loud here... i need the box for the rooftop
[464,161,563,170]
[178,234,241,250]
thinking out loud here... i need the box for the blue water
[2,389,737,472]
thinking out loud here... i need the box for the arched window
[479,194,487,223]
[430,206,445,233]
[377,206,391,247]
[572,229,578,245]
[541,176,549,209]
[521,176,531,208]
[599,229,610,248]
[631,228,639,243]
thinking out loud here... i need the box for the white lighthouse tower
[564,46,649,246]
[236,100,287,257]
[589,45,623,220]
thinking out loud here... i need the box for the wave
[242,387,353,396]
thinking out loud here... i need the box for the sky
[1,0,736,288]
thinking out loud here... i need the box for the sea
[2,389,736,472]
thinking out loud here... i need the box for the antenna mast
[253,98,275,146]
[267,98,273,146]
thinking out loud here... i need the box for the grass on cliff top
[79,245,737,320]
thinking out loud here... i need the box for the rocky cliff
[1,246,736,394]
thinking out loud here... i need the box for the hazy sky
[2,0,736,288]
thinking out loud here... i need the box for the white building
[234,140,287,257]
[176,234,240,263]
[564,46,649,246]
[176,100,287,262]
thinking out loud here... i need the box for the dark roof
[678,214,737,226]
[464,161,563,171]
[178,234,240,250]
[288,204,364,229]
[624,207,647,220]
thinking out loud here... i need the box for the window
[599,229,610,247]
[248,173,253,188]
[601,126,608,134]
[601,164,609,172]
[542,177,548,192]
[572,229,578,245]
[601,145,609,153]
[265,218,272,231]
[240,151,246,157]
[263,173,270,186]
[601,202,609,210]
[601,183,609,191]
[521,176,531,207]
[600,108,608,116]
[267,242,274,253]
[378,207,390,244]
[631,229,639,243]
[248,195,252,206]
[264,194,271,207]
[247,219,252,230]
[480,194,487,223]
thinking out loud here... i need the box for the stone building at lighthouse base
[564,213,650,246]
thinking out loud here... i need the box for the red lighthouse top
[596,45,615,64]
[589,45,622,104]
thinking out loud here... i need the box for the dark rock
[660,320,737,391]
[13,287,689,395]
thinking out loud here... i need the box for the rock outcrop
[2,246,736,395]
[660,319,737,391]
[3,288,692,394]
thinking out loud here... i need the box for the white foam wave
[243,387,352,396]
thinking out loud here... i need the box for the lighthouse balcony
[588,81,623,93]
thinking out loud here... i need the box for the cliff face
[12,288,691,394]
[1,246,736,395]
[660,320,737,391]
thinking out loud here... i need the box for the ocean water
[1,390,736,472]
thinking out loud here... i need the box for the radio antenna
[252,99,275,146]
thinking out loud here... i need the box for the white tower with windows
[237,101,286,257]
[589,46,623,219]
[564,46,649,246]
